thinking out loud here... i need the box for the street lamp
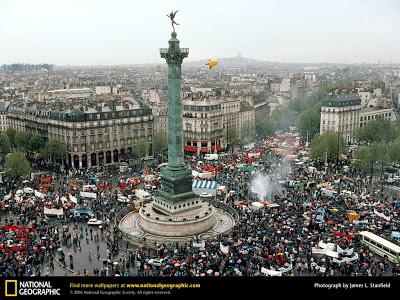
[336,130,340,174]
[324,148,328,174]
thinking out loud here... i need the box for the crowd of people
[133,137,400,277]
[1,134,400,277]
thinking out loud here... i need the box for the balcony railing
[159,48,189,54]
[181,48,189,54]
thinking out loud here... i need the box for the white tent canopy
[44,207,64,216]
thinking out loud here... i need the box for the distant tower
[238,52,242,58]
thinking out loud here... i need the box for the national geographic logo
[4,280,61,297]
[5,280,17,297]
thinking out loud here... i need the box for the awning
[211,146,224,152]
[184,145,198,152]
[192,180,219,189]
[201,147,210,153]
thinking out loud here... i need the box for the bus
[359,231,400,264]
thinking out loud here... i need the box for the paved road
[42,223,139,276]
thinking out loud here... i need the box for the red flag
[119,181,127,190]
[96,183,106,190]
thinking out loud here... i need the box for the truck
[135,189,152,202]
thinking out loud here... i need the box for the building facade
[320,93,362,143]
[182,100,224,155]
[238,102,255,141]
[0,101,9,132]
[320,92,397,143]
[220,98,240,148]
[7,100,154,169]
[359,107,396,128]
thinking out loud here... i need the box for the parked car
[73,209,94,220]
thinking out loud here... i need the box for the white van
[135,189,152,202]
[204,154,218,161]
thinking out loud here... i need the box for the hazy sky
[1,0,399,65]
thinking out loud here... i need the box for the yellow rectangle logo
[5,280,18,297]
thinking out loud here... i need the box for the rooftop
[360,106,394,113]
[322,92,361,107]
[47,88,93,94]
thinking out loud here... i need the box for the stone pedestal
[138,201,215,237]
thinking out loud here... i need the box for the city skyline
[1,0,400,65]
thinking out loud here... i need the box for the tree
[41,139,67,161]
[355,118,398,144]
[257,118,274,138]
[28,134,46,152]
[227,126,239,147]
[240,121,255,144]
[153,133,168,155]
[133,140,149,159]
[5,152,32,180]
[15,131,31,151]
[352,146,374,173]
[353,142,390,175]
[288,88,326,113]
[373,142,390,171]
[0,132,11,156]
[5,128,16,148]
[297,105,321,137]
[257,109,290,139]
[389,137,400,164]
[310,131,346,162]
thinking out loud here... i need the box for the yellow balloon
[206,58,219,69]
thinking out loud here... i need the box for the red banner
[119,181,127,190]
[96,183,107,190]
